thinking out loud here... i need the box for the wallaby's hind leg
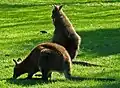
[64,69,71,79]
[63,62,71,79]
[48,72,52,80]
[41,69,49,81]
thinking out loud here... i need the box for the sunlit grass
[0,0,120,88]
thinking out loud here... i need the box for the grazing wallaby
[51,5,81,60]
[13,42,72,81]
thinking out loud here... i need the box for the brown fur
[13,42,72,81]
[51,5,81,60]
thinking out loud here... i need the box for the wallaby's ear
[59,5,63,11]
[53,5,63,11]
[53,5,57,10]
[17,58,22,62]
[13,59,17,65]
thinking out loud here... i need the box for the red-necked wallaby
[51,5,81,60]
[13,42,72,81]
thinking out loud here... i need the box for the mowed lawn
[0,0,120,88]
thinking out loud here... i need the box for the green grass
[0,0,120,88]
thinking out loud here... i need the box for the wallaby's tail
[72,61,103,67]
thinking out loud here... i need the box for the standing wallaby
[13,42,72,81]
[51,5,81,60]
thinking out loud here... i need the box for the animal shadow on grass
[78,28,120,57]
[6,78,42,86]
[6,78,64,86]
[72,28,120,67]
[5,76,115,86]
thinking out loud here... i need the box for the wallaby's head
[13,58,23,79]
[51,5,63,22]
